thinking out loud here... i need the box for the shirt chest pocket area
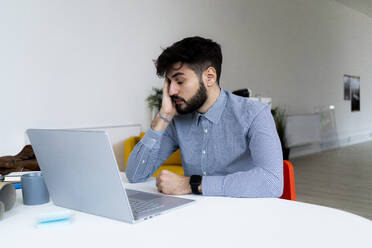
[209,134,248,170]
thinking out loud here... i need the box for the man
[126,36,283,198]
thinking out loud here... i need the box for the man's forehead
[166,62,189,78]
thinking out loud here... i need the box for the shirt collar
[194,89,227,126]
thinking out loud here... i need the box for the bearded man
[126,36,283,198]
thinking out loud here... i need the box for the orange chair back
[280,160,296,201]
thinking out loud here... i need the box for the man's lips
[173,98,185,105]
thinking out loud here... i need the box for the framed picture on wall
[343,74,360,112]
[351,76,360,112]
[343,75,351,100]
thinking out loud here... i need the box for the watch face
[190,175,202,185]
[190,175,202,194]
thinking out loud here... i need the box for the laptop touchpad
[126,189,162,200]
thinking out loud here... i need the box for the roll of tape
[0,182,16,212]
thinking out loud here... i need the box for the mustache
[171,96,186,103]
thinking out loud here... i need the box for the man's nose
[168,81,179,96]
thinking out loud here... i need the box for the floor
[292,140,372,220]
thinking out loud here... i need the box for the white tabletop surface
[1,173,371,248]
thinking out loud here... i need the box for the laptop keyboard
[129,198,165,215]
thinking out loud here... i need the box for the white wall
[0,0,251,155]
[1,0,372,157]
[230,0,372,153]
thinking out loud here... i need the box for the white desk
[1,173,371,248]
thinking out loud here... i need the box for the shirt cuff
[139,128,164,149]
[202,176,225,196]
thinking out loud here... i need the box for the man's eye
[177,81,183,85]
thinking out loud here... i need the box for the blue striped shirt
[126,89,283,198]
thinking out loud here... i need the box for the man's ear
[203,67,217,87]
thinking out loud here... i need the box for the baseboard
[289,143,322,159]
[289,130,372,159]
[338,131,372,147]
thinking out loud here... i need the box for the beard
[171,80,208,115]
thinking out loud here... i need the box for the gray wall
[1,0,371,156]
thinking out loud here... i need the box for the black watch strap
[190,175,202,195]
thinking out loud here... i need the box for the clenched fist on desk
[155,170,195,195]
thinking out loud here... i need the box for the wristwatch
[190,175,202,195]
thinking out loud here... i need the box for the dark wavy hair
[155,36,223,85]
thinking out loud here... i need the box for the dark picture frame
[343,75,351,100]
[351,76,360,112]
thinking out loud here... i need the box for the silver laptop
[26,129,194,224]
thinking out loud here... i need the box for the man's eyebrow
[166,72,185,82]
[171,72,185,78]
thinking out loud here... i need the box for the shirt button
[142,160,145,163]
[202,150,206,155]
[204,129,208,134]
[203,171,206,176]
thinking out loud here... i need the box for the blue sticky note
[36,210,72,228]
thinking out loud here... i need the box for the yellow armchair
[124,132,184,177]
